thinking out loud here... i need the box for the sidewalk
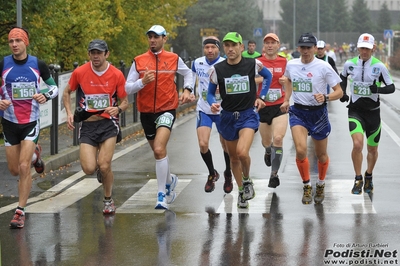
[0,102,196,196]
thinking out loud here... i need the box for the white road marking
[117,179,191,213]
[27,179,101,213]
[217,181,273,214]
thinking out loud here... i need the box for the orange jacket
[134,50,179,113]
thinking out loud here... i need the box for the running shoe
[242,177,255,200]
[103,199,116,214]
[9,209,25,229]
[351,179,363,194]
[33,144,45,174]
[314,183,325,204]
[223,170,233,194]
[155,192,168,210]
[96,168,102,183]
[237,191,249,208]
[268,174,280,188]
[264,152,271,167]
[364,177,373,193]
[302,185,313,204]
[166,174,178,204]
[204,170,219,193]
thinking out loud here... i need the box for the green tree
[0,0,194,70]
[330,0,350,32]
[377,2,391,32]
[350,0,375,33]
[279,0,316,48]
[171,0,263,59]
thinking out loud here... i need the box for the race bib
[225,76,250,95]
[293,77,312,93]
[12,82,36,100]
[86,94,110,110]
[156,112,174,128]
[266,88,282,102]
[352,81,372,96]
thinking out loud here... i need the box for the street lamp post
[293,0,296,49]
[317,0,320,39]
[17,0,22,27]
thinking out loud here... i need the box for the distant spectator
[242,40,261,58]
[278,46,293,60]
[325,43,337,62]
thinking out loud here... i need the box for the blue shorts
[219,108,259,141]
[196,111,222,133]
[289,104,331,140]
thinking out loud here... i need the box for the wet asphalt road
[1,76,400,265]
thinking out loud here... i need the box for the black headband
[203,38,220,48]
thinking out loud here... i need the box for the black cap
[297,33,317,47]
[88,39,108,51]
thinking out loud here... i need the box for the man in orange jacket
[125,25,193,210]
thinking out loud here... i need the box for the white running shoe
[166,174,178,204]
[155,192,168,210]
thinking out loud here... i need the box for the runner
[340,33,395,195]
[280,33,343,204]
[192,36,233,193]
[257,33,288,188]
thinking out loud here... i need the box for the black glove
[340,94,349,102]
[369,79,379,93]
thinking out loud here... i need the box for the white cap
[316,40,325,48]
[146,25,167,36]
[357,33,374,49]
[279,46,287,52]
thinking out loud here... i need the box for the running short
[348,107,381,146]
[219,108,259,141]
[140,110,176,140]
[1,118,40,146]
[79,118,121,146]
[196,111,222,133]
[259,104,286,125]
[289,104,330,140]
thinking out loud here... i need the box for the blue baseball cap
[146,25,167,36]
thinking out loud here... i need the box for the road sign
[253,28,263,37]
[384,29,393,39]
[200,28,218,37]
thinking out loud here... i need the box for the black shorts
[140,110,176,140]
[258,104,286,125]
[348,107,381,145]
[1,118,40,146]
[79,119,121,147]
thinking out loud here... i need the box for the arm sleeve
[376,83,395,94]
[328,57,338,74]
[258,66,272,99]
[206,82,217,105]
[38,60,59,99]
[125,61,144,94]
[340,73,348,94]
[177,57,193,89]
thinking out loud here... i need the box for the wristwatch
[324,95,330,103]
[184,87,193,93]
[118,107,122,114]
[42,92,51,101]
